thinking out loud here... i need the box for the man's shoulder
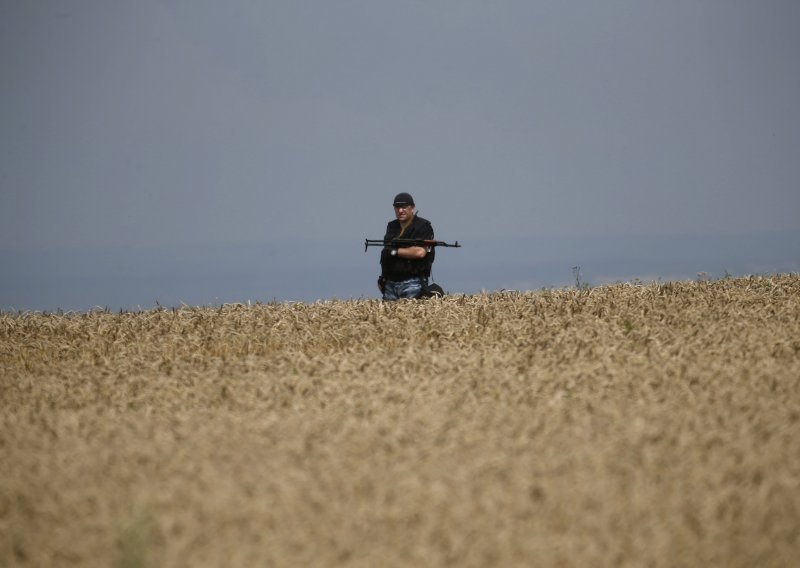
[411,215,434,239]
[413,215,432,228]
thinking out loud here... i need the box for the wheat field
[1,275,799,567]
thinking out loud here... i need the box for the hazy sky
[2,1,799,310]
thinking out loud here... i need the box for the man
[377,192,435,301]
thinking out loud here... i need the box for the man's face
[394,204,414,222]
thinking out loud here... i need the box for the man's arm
[395,246,427,259]
[397,218,433,258]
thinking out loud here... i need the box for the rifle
[364,238,462,252]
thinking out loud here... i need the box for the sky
[2,0,799,311]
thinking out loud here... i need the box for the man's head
[393,192,415,223]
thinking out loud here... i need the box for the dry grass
[1,274,799,567]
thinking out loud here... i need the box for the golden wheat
[1,275,799,566]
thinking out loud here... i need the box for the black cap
[393,192,415,206]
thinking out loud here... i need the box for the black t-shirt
[380,215,435,281]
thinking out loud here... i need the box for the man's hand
[377,276,386,294]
